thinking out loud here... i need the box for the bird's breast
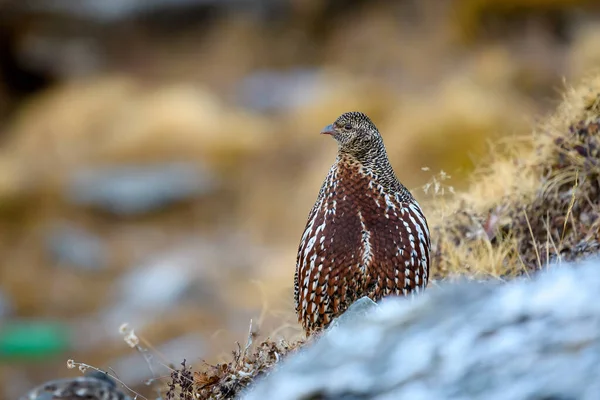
[309,163,428,273]
[295,162,430,332]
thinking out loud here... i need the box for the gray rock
[19,371,131,400]
[243,257,600,400]
[66,162,215,216]
[70,235,265,352]
[326,296,378,332]
[0,289,13,320]
[236,68,323,112]
[46,223,107,271]
[11,0,281,22]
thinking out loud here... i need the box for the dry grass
[431,73,600,281]
[163,320,305,400]
[191,338,303,399]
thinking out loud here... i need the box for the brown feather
[294,112,431,335]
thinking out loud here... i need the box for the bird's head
[321,111,382,156]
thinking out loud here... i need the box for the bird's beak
[320,124,336,135]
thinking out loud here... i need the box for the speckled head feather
[295,111,431,335]
[321,111,382,156]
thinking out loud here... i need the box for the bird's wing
[361,195,430,299]
[295,170,367,332]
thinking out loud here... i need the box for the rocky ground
[244,256,600,400]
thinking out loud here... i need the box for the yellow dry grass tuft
[431,72,600,281]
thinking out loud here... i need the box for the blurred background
[1,0,600,398]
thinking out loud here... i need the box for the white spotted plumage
[294,111,431,335]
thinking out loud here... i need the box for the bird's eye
[344,124,352,131]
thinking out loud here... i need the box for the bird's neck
[335,148,412,199]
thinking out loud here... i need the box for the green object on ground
[0,320,70,360]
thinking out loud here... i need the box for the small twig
[561,169,579,243]
[542,214,561,267]
[250,279,270,328]
[242,319,254,362]
[67,360,148,400]
[516,251,531,278]
[523,210,542,270]
[137,336,195,387]
[545,212,550,269]
[119,323,191,398]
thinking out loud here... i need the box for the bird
[19,371,130,400]
[294,111,431,335]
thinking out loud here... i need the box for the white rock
[243,257,600,400]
